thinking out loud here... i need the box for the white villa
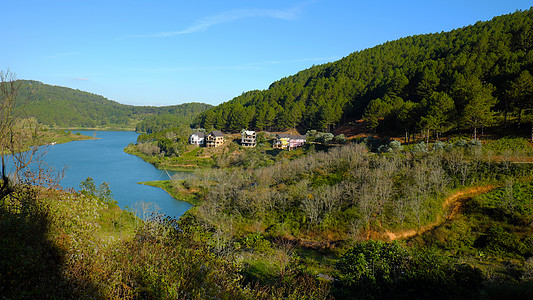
[189,132,206,146]
[241,130,257,147]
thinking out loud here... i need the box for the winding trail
[383,184,498,241]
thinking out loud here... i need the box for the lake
[34,131,193,219]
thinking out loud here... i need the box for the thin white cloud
[172,8,298,35]
[120,2,312,39]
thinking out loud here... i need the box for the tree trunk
[426,128,430,150]
[504,110,508,126]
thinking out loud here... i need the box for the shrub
[316,132,334,144]
[411,141,428,154]
[334,134,347,144]
[433,140,446,150]
[389,140,403,151]
[483,226,528,257]
[455,139,468,148]
[378,144,391,153]
[484,137,533,156]
[241,233,272,253]
[334,241,483,299]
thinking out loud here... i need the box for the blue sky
[2,1,532,106]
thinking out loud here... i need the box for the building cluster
[272,134,307,150]
[189,130,224,148]
[189,130,307,150]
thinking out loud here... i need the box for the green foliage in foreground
[0,182,137,298]
[415,180,533,259]
[406,180,533,299]
[3,174,533,298]
[334,241,483,299]
[0,181,331,299]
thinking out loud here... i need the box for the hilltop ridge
[194,8,533,140]
[14,80,211,131]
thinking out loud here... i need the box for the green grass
[412,181,533,265]
[124,145,215,171]
[139,180,202,206]
[483,137,533,156]
[97,203,139,240]
[297,248,339,276]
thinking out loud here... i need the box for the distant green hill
[15,80,211,131]
[194,8,533,138]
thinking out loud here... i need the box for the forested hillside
[15,80,211,130]
[194,8,533,137]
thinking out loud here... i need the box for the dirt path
[383,184,498,241]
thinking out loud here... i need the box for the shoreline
[138,180,200,206]
[45,127,136,131]
[124,145,212,172]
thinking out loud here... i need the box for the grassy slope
[139,180,202,206]
[38,130,95,144]
[124,144,215,171]
[6,128,95,155]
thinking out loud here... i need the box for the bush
[334,241,483,299]
[455,139,468,148]
[411,141,428,154]
[483,226,528,257]
[241,233,272,253]
[137,142,160,156]
[484,137,533,156]
[433,140,446,150]
[334,134,347,144]
[316,132,334,144]
[389,140,403,151]
[378,144,391,153]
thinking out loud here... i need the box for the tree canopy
[194,9,533,138]
[14,80,211,131]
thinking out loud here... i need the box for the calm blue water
[37,131,192,218]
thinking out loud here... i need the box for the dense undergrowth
[3,137,533,299]
[187,139,533,240]
[409,181,533,298]
[175,137,533,298]
[0,180,331,299]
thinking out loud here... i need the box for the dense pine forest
[15,80,211,131]
[194,9,533,138]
